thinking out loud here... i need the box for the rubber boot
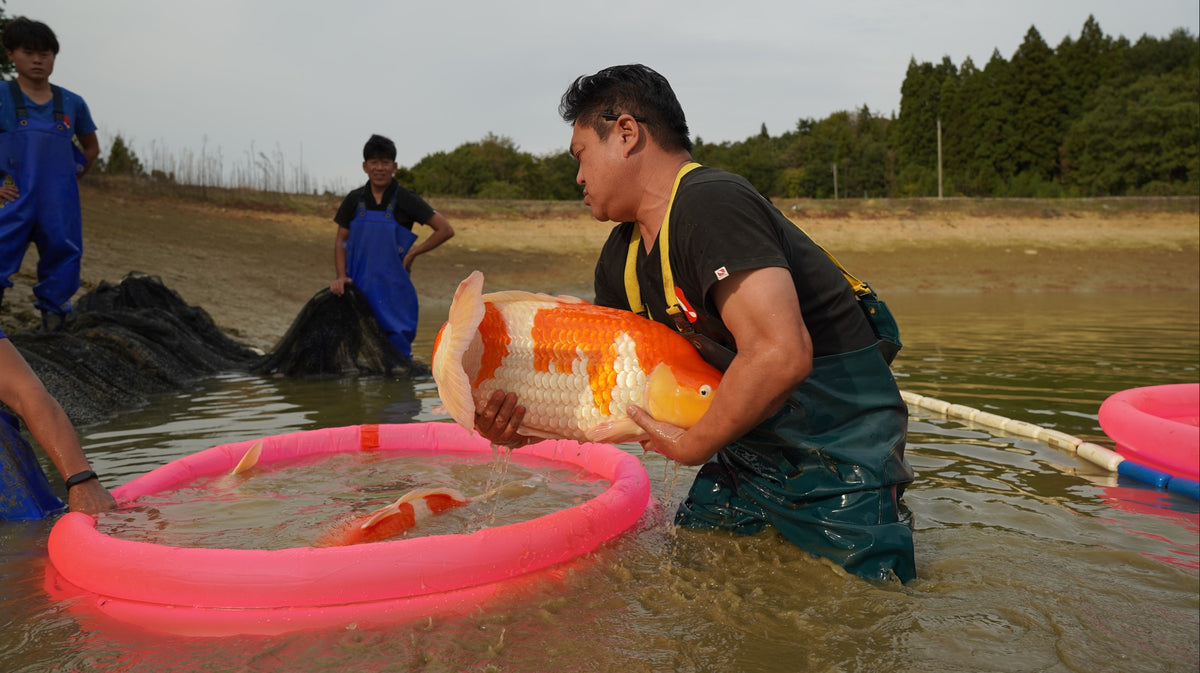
[40,310,65,333]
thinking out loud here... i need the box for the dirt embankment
[1,185,1196,351]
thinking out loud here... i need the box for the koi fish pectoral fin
[230,440,264,475]
[359,500,407,530]
[510,427,556,441]
[586,419,650,444]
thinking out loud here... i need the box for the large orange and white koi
[431,270,722,444]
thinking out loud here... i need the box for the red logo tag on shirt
[714,266,729,280]
[674,287,698,322]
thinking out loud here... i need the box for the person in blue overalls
[330,134,454,359]
[1,325,115,519]
[474,65,916,583]
[0,18,99,331]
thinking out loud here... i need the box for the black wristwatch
[65,469,99,489]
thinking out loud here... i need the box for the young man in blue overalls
[0,17,99,331]
[329,135,454,359]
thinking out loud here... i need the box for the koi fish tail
[431,270,488,430]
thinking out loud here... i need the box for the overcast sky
[7,0,1197,193]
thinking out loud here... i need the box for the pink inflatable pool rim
[1099,383,1199,482]
[46,422,651,636]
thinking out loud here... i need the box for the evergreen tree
[1122,28,1199,80]
[893,56,957,195]
[941,56,991,195]
[1064,68,1200,195]
[1056,16,1121,121]
[102,134,145,177]
[1007,26,1066,189]
[974,49,1016,188]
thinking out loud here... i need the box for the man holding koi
[476,64,915,583]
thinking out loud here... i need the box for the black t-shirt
[593,166,875,358]
[333,180,435,231]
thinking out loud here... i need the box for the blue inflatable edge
[1166,477,1200,501]
[1117,460,1200,501]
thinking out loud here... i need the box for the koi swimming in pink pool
[314,488,470,547]
[431,270,723,444]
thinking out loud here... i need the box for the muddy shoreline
[2,185,1196,351]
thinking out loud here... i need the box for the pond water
[99,451,599,551]
[2,291,1197,673]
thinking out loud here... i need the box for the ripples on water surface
[102,452,597,550]
[1,292,1196,672]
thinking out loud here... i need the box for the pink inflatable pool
[1099,383,1199,482]
[46,422,650,636]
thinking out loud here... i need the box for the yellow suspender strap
[624,163,872,316]
[624,162,703,315]
[794,225,872,297]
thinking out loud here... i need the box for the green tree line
[890,17,1198,197]
[405,16,1197,199]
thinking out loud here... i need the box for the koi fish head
[644,361,720,429]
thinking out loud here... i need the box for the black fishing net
[8,273,260,425]
[252,285,428,379]
[4,272,427,427]
[9,332,169,427]
[75,271,255,364]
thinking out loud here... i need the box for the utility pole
[936,118,943,199]
[832,162,838,200]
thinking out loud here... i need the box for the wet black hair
[1,17,60,55]
[558,64,692,153]
[362,134,397,162]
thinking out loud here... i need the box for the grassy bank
[86,175,1198,220]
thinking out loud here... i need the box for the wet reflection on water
[2,291,1197,672]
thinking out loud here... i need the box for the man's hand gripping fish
[431,270,723,444]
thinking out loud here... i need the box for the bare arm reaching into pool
[0,334,116,515]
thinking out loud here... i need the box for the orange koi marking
[475,302,510,386]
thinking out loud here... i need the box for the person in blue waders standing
[330,135,454,359]
[0,17,100,331]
